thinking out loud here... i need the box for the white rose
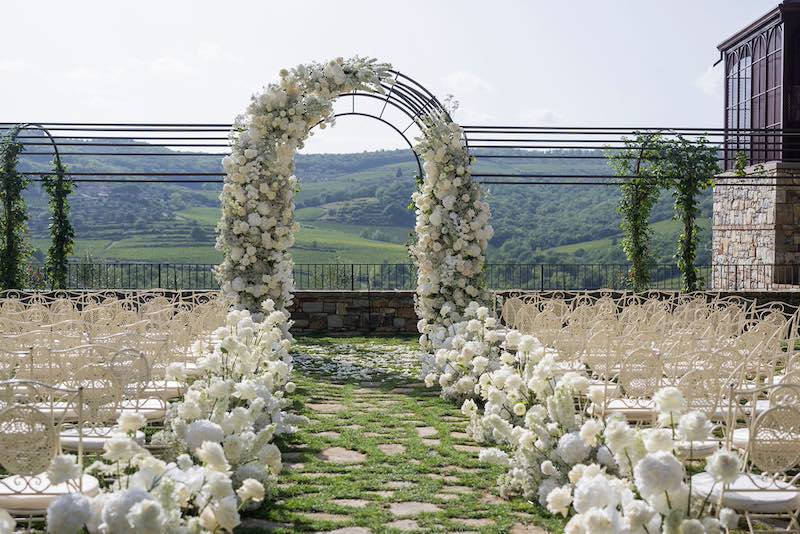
[236,478,266,503]
[634,452,684,498]
[546,485,573,517]
[118,412,147,434]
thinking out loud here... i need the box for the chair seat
[60,427,145,451]
[605,399,655,421]
[0,473,99,512]
[587,382,621,399]
[106,398,166,421]
[732,427,750,450]
[183,361,201,377]
[674,440,719,460]
[691,472,800,514]
[31,402,79,422]
[741,399,773,416]
[144,379,182,400]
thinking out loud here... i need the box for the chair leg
[787,509,800,532]
[744,511,755,534]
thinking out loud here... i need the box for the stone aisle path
[238,337,559,534]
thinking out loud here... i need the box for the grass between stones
[239,336,566,534]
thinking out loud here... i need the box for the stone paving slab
[318,447,367,464]
[389,502,442,517]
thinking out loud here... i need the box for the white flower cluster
[38,300,298,533]
[423,303,743,533]
[411,121,493,349]
[44,433,265,534]
[216,57,392,313]
[153,301,304,486]
[420,302,507,400]
[562,403,741,534]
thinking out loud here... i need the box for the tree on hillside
[190,225,206,242]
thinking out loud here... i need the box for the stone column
[712,161,800,289]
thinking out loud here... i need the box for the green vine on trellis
[608,133,667,292]
[608,133,719,292]
[0,127,32,290]
[662,135,719,292]
[41,156,76,289]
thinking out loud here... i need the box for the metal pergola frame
[4,67,800,188]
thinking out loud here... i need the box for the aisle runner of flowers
[10,300,303,534]
[422,303,742,534]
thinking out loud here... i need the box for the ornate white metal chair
[694,384,800,532]
[0,380,99,520]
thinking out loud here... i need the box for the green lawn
[545,218,711,255]
[176,207,222,226]
[59,223,409,265]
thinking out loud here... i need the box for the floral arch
[215,57,494,347]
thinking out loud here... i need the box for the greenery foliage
[0,128,31,290]
[608,133,668,292]
[662,135,719,291]
[41,156,76,289]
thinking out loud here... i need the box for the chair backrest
[0,380,83,477]
[748,401,800,475]
[618,348,662,399]
[501,297,524,329]
[677,368,723,419]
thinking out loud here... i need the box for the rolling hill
[12,137,713,267]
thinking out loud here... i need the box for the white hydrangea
[633,452,685,498]
[46,494,90,534]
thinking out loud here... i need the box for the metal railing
[23,262,800,291]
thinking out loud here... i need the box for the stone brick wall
[712,161,800,289]
[288,291,418,335]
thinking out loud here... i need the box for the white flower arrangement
[216,56,492,338]
[423,302,743,532]
[152,301,305,487]
[410,121,493,349]
[215,57,392,314]
[44,434,265,534]
[41,299,300,533]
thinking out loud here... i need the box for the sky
[0,0,781,153]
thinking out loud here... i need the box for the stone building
[712,0,800,289]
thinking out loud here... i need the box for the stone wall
[712,161,800,289]
[288,291,418,335]
[287,289,800,336]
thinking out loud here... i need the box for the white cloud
[695,65,722,99]
[452,108,496,124]
[519,108,565,125]
[149,56,192,75]
[0,59,27,72]
[441,69,493,95]
[65,65,124,83]
[197,42,242,64]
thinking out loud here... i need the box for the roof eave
[717,5,782,51]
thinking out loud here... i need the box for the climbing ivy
[661,135,719,292]
[41,157,75,289]
[608,133,668,292]
[0,128,32,290]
